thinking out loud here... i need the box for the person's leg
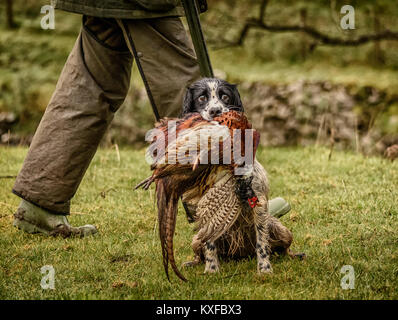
[117,17,201,118]
[12,16,133,236]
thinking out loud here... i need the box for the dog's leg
[253,205,273,274]
[267,215,306,260]
[235,162,272,274]
[204,241,220,273]
[286,249,306,260]
[249,159,272,274]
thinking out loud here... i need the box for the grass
[0,146,397,300]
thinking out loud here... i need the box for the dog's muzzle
[202,100,229,120]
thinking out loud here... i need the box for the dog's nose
[209,107,222,117]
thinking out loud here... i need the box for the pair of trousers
[12,16,201,214]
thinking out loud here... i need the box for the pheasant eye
[221,94,230,103]
[198,95,207,103]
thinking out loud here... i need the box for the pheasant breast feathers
[147,110,260,170]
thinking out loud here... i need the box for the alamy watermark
[340,5,355,30]
[40,5,55,30]
[340,265,355,290]
[39,4,355,31]
[40,265,55,290]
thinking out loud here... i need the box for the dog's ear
[230,84,244,111]
[181,86,194,116]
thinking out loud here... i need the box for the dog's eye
[221,94,230,103]
[198,95,207,103]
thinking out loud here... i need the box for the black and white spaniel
[181,78,244,120]
[179,78,304,276]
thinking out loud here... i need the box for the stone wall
[2,81,398,156]
[239,81,398,155]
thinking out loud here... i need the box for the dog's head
[181,78,243,120]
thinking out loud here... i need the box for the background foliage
[0,0,397,152]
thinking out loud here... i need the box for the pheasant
[137,111,301,281]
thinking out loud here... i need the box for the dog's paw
[257,261,273,274]
[204,264,220,274]
[287,249,307,260]
[294,252,306,260]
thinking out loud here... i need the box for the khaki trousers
[12,16,200,214]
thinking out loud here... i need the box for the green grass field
[0,146,397,299]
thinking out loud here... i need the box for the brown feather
[138,111,260,281]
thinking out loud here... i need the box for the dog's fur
[181,78,304,274]
[182,78,244,121]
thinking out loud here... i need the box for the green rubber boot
[268,197,291,218]
[13,200,98,238]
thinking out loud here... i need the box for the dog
[181,78,244,120]
[180,78,304,274]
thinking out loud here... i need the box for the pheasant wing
[191,171,242,253]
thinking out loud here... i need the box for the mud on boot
[13,199,98,238]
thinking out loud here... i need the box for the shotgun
[181,0,214,78]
